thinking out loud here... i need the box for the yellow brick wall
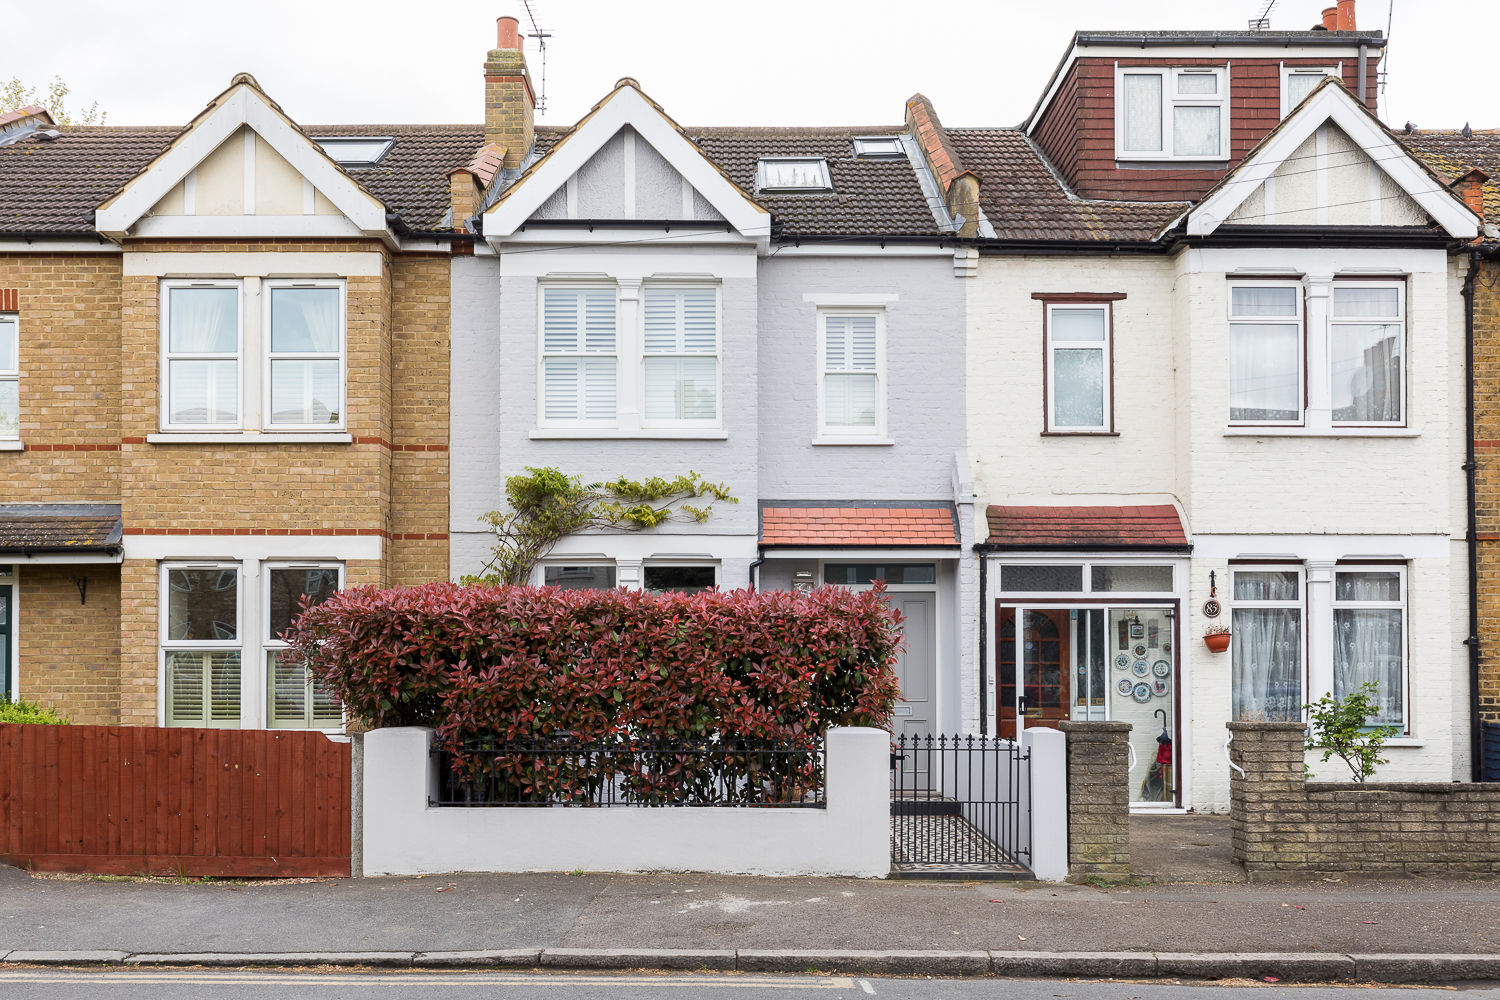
[0,254,122,497]
[390,254,450,585]
[1475,259,1500,721]
[17,566,122,724]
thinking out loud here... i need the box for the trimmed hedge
[285,582,902,747]
[0,698,69,725]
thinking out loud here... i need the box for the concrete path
[1130,813,1245,883]
[4,863,1500,959]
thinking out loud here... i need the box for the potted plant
[1203,624,1231,653]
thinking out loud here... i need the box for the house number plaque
[1202,599,1221,619]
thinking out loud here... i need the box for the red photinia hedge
[284,583,902,746]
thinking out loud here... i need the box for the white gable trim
[1187,83,1478,238]
[484,86,770,244]
[96,83,389,239]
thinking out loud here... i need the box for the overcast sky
[6,0,1492,132]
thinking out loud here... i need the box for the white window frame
[1226,280,1306,427]
[160,561,244,729]
[640,283,722,429]
[852,136,905,160]
[160,279,244,432]
[536,561,619,590]
[816,307,887,443]
[1329,279,1405,428]
[0,312,18,441]
[1114,65,1229,161]
[755,157,833,193]
[643,561,720,593]
[1228,563,1307,723]
[1330,563,1408,733]
[1044,302,1112,433]
[537,282,620,430]
[1280,64,1341,116]
[260,279,347,432]
[263,560,345,732]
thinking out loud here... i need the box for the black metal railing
[431,735,826,808]
[890,733,1030,869]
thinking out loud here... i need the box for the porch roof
[759,501,960,548]
[0,503,123,554]
[982,504,1189,551]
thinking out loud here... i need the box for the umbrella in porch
[1139,709,1174,803]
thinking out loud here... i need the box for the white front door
[891,592,937,739]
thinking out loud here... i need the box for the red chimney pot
[1336,0,1357,30]
[1321,6,1339,29]
[496,15,524,51]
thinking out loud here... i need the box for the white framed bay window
[162,562,243,728]
[1332,566,1407,729]
[263,281,346,430]
[1116,66,1228,161]
[1330,282,1404,426]
[1228,282,1304,425]
[540,284,618,427]
[0,312,18,440]
[818,309,885,440]
[1044,303,1112,433]
[265,562,344,730]
[642,284,719,425]
[1230,566,1304,722]
[162,281,242,430]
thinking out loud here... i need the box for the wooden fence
[0,724,351,877]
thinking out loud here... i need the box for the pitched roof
[1399,128,1500,240]
[984,504,1189,550]
[947,129,1187,241]
[0,503,123,553]
[760,502,959,547]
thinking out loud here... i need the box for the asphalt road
[0,970,1497,1000]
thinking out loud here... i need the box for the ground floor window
[542,564,617,590]
[1231,567,1304,722]
[161,560,344,730]
[644,564,716,593]
[1332,567,1405,727]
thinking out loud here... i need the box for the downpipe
[1464,249,1484,780]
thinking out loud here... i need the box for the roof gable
[95,75,391,241]
[484,81,769,243]
[1186,78,1478,238]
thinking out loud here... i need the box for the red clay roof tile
[761,504,958,547]
[985,504,1187,548]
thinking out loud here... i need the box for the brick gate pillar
[1226,721,1307,872]
[1057,720,1132,878]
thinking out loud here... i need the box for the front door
[997,607,1071,738]
[891,592,936,739]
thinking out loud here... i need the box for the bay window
[163,564,242,727]
[162,281,242,429]
[1228,283,1303,424]
[265,564,344,730]
[541,285,618,426]
[542,564,618,590]
[0,313,17,439]
[265,282,345,429]
[1117,67,1228,160]
[1045,303,1111,432]
[644,564,717,594]
[1332,567,1406,728]
[818,310,884,438]
[1330,283,1403,425]
[1231,567,1303,722]
[643,285,719,424]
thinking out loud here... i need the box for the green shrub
[1305,682,1396,782]
[0,697,70,725]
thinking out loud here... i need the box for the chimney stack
[484,15,535,169]
[1455,168,1489,223]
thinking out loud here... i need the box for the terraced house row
[3,0,1499,812]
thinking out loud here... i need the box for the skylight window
[314,137,394,166]
[756,157,833,193]
[852,136,905,160]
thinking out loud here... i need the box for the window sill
[1115,155,1229,166]
[0,440,22,452]
[1223,427,1420,438]
[811,436,894,447]
[146,432,353,444]
[1041,430,1120,437]
[528,428,729,441]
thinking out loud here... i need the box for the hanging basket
[1203,630,1232,653]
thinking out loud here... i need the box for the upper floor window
[0,313,17,439]
[1045,303,1112,433]
[1117,67,1228,161]
[313,137,394,166]
[1330,283,1403,426]
[163,282,242,430]
[852,136,904,160]
[1281,66,1339,116]
[265,282,345,429]
[541,285,617,426]
[1228,283,1303,425]
[818,310,885,439]
[643,285,719,425]
[756,158,833,193]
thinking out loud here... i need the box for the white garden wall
[361,727,891,877]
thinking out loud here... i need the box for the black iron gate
[890,733,1031,878]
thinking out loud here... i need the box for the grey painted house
[448,27,972,738]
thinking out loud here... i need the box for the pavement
[5,860,1500,983]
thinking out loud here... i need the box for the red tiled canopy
[760,504,959,547]
[984,504,1188,549]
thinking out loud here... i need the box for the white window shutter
[543,287,617,422]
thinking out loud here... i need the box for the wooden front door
[997,606,1071,739]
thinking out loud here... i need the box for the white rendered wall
[1023,727,1068,882]
[362,727,892,877]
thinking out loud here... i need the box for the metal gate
[890,733,1031,878]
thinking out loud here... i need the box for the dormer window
[756,157,833,193]
[1281,66,1340,116]
[852,136,905,160]
[1115,67,1228,161]
[314,137,394,166]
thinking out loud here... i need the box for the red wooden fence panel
[0,724,351,877]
